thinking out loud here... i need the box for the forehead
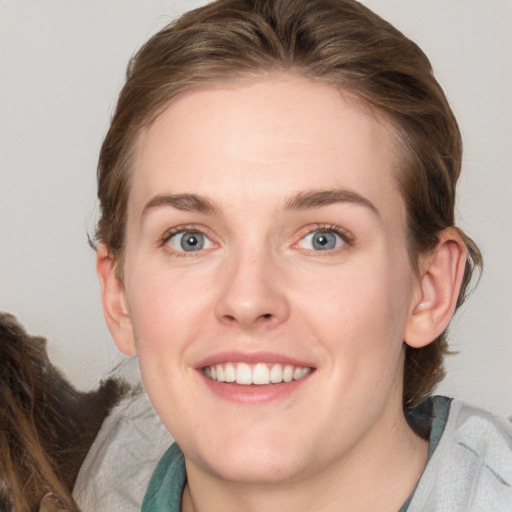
[129,74,405,228]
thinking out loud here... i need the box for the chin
[186,427,311,484]
[204,451,306,485]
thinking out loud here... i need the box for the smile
[202,362,312,385]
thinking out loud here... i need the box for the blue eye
[299,230,345,251]
[166,231,213,252]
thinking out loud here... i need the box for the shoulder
[409,398,512,512]
[450,400,512,454]
[73,361,173,512]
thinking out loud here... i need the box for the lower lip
[199,372,312,404]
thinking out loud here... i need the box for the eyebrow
[142,193,220,217]
[284,188,380,216]
[141,188,379,218]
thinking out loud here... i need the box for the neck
[181,411,428,512]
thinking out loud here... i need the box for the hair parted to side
[95,0,482,408]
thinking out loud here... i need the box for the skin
[98,74,466,511]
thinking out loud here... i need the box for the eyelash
[296,224,354,250]
[159,223,354,256]
[160,225,213,256]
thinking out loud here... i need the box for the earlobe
[404,228,467,349]
[96,244,137,356]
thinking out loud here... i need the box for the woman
[92,0,511,510]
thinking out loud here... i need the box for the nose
[214,247,290,330]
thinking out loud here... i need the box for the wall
[1,0,511,414]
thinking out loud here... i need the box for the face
[117,75,420,484]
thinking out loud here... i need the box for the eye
[165,231,213,252]
[298,229,346,251]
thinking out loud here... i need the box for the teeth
[216,364,225,383]
[294,367,309,380]
[253,363,270,385]
[203,362,312,385]
[283,365,294,382]
[235,363,252,385]
[270,363,283,383]
[224,362,236,382]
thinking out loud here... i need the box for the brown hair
[0,313,128,511]
[95,0,482,408]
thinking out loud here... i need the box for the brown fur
[0,313,129,511]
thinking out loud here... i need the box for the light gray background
[1,1,511,414]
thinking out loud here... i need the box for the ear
[404,228,467,348]
[96,244,137,356]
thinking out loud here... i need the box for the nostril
[262,313,272,319]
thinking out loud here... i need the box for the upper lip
[194,351,316,369]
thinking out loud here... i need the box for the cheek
[293,257,411,363]
[125,262,216,354]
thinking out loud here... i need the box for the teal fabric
[141,443,186,512]
[398,396,452,511]
[141,396,452,512]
